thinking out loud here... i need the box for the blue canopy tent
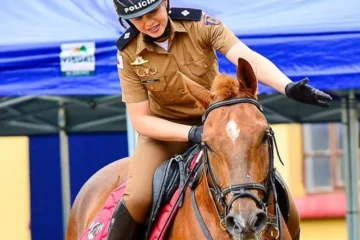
[0,0,127,236]
[1,0,359,239]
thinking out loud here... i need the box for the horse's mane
[210,74,239,102]
[210,74,254,103]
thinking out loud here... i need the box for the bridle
[190,97,285,240]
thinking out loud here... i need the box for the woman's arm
[194,12,331,106]
[127,100,192,142]
[225,41,292,95]
[225,41,332,107]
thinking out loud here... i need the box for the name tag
[141,79,160,84]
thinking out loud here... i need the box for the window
[302,123,343,192]
[335,124,360,187]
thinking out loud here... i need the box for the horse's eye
[262,133,270,144]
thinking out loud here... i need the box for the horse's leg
[65,158,130,240]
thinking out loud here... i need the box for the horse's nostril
[225,211,267,235]
[225,215,242,234]
[253,210,267,231]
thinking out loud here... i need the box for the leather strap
[157,150,203,239]
[191,188,213,240]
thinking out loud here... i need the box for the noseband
[191,97,285,240]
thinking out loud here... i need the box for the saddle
[81,144,202,240]
[145,144,202,238]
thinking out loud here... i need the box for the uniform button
[150,86,154,90]
[204,64,208,69]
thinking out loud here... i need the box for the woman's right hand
[188,126,203,144]
[127,101,194,142]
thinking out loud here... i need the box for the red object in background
[295,193,348,219]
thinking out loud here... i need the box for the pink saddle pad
[80,183,181,240]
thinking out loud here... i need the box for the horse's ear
[181,72,213,109]
[237,58,258,97]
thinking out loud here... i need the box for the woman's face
[130,1,168,39]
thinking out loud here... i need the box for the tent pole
[58,102,71,236]
[126,109,137,156]
[0,96,34,108]
[341,90,360,240]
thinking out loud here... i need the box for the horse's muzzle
[225,210,267,236]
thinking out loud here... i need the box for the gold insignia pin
[131,56,149,66]
[136,66,158,77]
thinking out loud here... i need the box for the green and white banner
[60,42,96,76]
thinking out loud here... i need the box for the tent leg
[126,109,137,156]
[341,91,360,240]
[58,103,71,236]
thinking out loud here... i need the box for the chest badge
[136,66,158,77]
[131,56,149,66]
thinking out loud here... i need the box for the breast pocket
[187,54,216,88]
[188,54,209,76]
[140,75,170,103]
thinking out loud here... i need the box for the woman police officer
[108,0,332,239]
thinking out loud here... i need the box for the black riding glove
[188,126,203,144]
[285,78,332,107]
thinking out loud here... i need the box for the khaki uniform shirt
[117,13,239,125]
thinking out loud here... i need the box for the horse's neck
[195,174,215,210]
[189,173,231,238]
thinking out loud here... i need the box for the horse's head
[185,58,275,239]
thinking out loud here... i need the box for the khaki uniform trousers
[123,135,189,222]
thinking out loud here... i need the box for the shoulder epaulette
[116,27,139,51]
[169,7,202,21]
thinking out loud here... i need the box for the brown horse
[66,58,300,240]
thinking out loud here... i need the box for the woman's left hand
[285,78,332,107]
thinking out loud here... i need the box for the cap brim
[120,1,163,20]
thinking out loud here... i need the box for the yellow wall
[273,124,348,239]
[301,219,347,240]
[271,124,305,197]
[0,137,31,240]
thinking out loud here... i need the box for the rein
[191,97,285,240]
